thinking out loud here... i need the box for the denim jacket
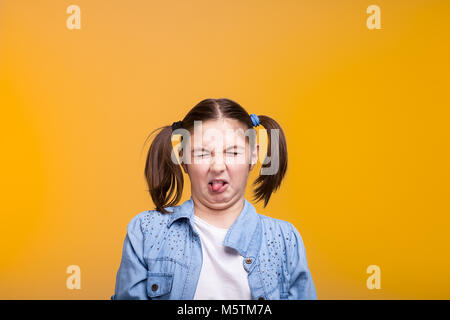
[111,197,317,300]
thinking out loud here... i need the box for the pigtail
[252,115,288,207]
[144,126,184,214]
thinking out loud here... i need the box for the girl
[112,98,317,300]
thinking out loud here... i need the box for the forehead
[191,118,248,147]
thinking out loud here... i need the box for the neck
[192,195,245,229]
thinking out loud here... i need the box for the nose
[210,153,226,173]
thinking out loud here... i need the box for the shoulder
[258,213,296,235]
[257,213,305,250]
[125,207,174,236]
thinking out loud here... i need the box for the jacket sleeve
[111,214,149,300]
[286,222,317,300]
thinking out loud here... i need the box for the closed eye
[194,153,210,158]
[226,152,241,156]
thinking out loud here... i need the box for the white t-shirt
[192,215,253,300]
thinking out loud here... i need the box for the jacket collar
[167,197,262,259]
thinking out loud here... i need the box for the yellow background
[1,0,449,299]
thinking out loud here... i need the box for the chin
[206,193,233,206]
[209,195,230,203]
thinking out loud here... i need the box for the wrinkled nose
[210,153,226,172]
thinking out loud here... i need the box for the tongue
[212,182,223,191]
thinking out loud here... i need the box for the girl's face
[182,118,258,210]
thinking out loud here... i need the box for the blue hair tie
[250,114,260,127]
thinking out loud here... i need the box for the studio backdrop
[0,0,449,299]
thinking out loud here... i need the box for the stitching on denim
[149,257,189,269]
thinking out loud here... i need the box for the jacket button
[258,296,265,300]
[245,258,253,264]
[151,284,158,291]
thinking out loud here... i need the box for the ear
[249,143,259,171]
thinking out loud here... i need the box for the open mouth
[208,179,229,193]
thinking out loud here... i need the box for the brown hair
[143,98,288,213]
